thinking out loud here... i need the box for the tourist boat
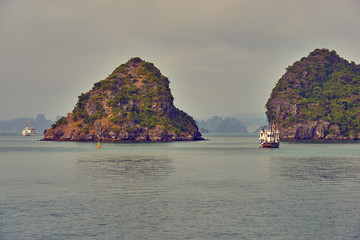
[22,124,36,136]
[259,123,279,148]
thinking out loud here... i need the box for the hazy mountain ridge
[0,114,52,134]
[198,116,248,133]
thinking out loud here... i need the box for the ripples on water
[0,134,359,239]
[78,155,174,181]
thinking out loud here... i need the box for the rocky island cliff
[266,48,360,140]
[43,57,203,141]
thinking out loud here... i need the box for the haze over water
[1,134,359,239]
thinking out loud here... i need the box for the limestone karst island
[266,48,360,140]
[43,57,203,142]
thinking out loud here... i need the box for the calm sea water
[0,134,359,240]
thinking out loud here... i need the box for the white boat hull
[22,126,36,136]
[259,125,280,148]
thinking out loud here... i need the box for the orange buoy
[97,140,101,148]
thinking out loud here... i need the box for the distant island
[0,114,52,134]
[43,57,203,142]
[266,48,360,140]
[197,116,248,133]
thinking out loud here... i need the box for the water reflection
[77,154,174,181]
[274,156,360,182]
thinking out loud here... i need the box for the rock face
[43,57,203,141]
[266,48,360,140]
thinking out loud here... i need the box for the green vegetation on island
[266,48,360,139]
[44,57,203,141]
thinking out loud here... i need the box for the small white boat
[22,124,36,136]
[259,123,279,148]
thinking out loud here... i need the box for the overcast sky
[1,0,360,121]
